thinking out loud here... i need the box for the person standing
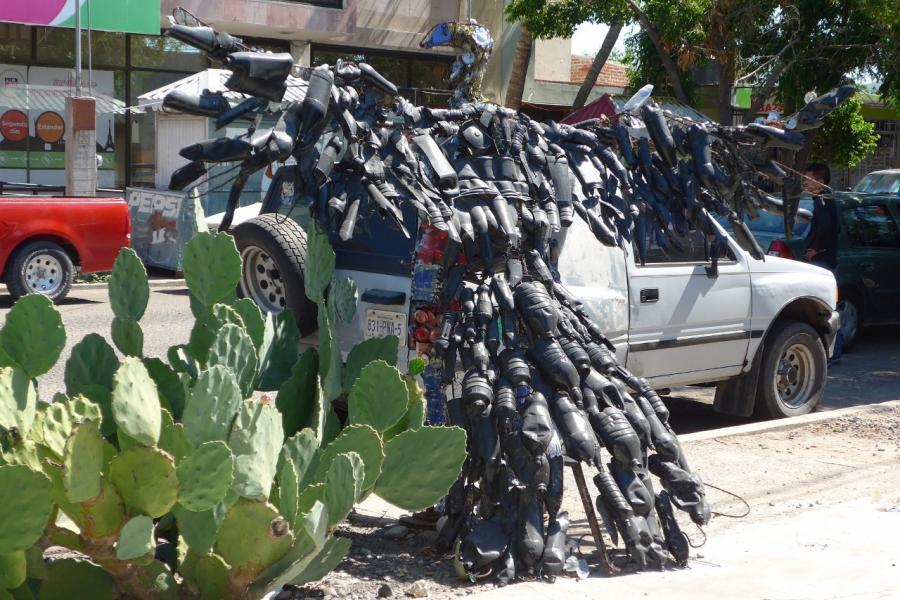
[802,163,843,362]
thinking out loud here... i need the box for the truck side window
[633,229,735,265]
[846,204,900,248]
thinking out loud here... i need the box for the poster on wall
[0,0,160,35]
[0,65,29,183]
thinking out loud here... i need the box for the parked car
[230,167,839,419]
[0,190,131,303]
[852,169,900,195]
[764,192,900,351]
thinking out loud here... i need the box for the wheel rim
[837,299,858,344]
[23,253,64,295]
[240,246,287,314]
[774,343,817,409]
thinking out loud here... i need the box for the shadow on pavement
[0,295,101,308]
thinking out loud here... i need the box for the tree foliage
[810,96,880,168]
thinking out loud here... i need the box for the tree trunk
[741,59,792,124]
[505,25,532,110]
[716,56,735,125]
[572,22,624,110]
[624,0,688,103]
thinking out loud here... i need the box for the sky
[570,22,639,58]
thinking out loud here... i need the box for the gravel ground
[279,403,900,600]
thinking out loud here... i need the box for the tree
[504,0,691,105]
[572,23,624,110]
[810,96,880,168]
[505,25,533,110]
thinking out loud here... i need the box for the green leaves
[323,452,363,527]
[182,366,242,447]
[276,350,319,437]
[108,248,149,322]
[228,401,283,500]
[348,360,408,433]
[207,324,257,398]
[0,465,53,553]
[111,358,161,447]
[811,95,879,167]
[63,420,104,503]
[329,276,358,323]
[183,232,242,307]
[108,447,179,518]
[342,336,398,393]
[304,225,335,302]
[0,367,36,435]
[177,441,235,512]
[0,294,65,378]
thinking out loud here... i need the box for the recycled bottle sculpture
[164,9,853,584]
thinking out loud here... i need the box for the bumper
[824,309,841,357]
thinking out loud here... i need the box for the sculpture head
[421,19,494,107]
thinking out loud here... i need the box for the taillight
[767,240,795,260]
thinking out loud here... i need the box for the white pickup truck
[233,168,840,420]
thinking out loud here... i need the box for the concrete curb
[0,279,185,293]
[681,399,900,443]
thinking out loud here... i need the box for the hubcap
[838,299,858,344]
[774,343,816,409]
[24,253,63,294]
[240,246,286,314]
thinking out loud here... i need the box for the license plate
[364,309,407,346]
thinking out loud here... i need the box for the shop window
[365,55,407,89]
[0,24,31,63]
[33,28,126,69]
[129,35,207,72]
[410,59,450,90]
[312,49,366,68]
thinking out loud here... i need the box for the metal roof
[137,68,309,113]
[0,85,127,115]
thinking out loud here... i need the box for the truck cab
[237,166,839,419]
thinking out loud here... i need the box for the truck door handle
[860,262,875,272]
[640,288,659,303]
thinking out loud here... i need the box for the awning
[0,85,127,115]
[561,93,713,125]
[138,69,309,113]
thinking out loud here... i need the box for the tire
[755,320,827,419]
[232,213,318,336]
[836,289,863,352]
[5,240,74,303]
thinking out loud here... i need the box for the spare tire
[232,214,318,336]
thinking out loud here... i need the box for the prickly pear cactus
[0,230,466,599]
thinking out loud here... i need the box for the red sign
[1,110,28,142]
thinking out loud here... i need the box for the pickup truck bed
[0,195,130,302]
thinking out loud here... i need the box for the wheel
[232,213,318,336]
[755,320,827,419]
[836,289,862,352]
[5,240,74,303]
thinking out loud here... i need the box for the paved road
[0,285,193,398]
[1,284,898,432]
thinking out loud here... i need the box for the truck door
[556,217,630,364]
[842,201,900,319]
[625,230,752,385]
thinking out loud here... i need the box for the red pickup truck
[0,195,131,303]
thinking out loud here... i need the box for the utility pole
[66,0,97,196]
[74,0,82,96]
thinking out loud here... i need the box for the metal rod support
[74,0,82,96]
[570,461,614,575]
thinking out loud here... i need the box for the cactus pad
[173,504,225,556]
[39,402,72,458]
[341,336,399,393]
[348,360,408,433]
[257,310,300,391]
[289,536,352,587]
[318,304,343,404]
[304,224,336,301]
[159,410,194,463]
[116,515,155,560]
[280,429,320,489]
[296,484,325,516]
[182,366,242,447]
[38,558,114,600]
[108,446,179,518]
[111,357,161,447]
[108,248,149,322]
[248,526,318,597]
[0,550,25,589]
[188,303,245,361]
[375,426,467,511]
[207,323,258,398]
[274,457,299,529]
[230,298,266,349]
[74,384,115,436]
[0,293,65,378]
[313,425,384,492]
[78,481,126,538]
[323,452,364,527]
[276,350,318,438]
[144,358,186,420]
[111,317,144,358]
[0,366,36,436]
[228,400,283,499]
[63,420,104,503]
[177,441,235,512]
[0,465,53,553]
[329,276,358,323]
[215,499,293,572]
[193,553,229,600]
[64,333,119,396]
[134,560,178,600]
[182,232,242,307]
